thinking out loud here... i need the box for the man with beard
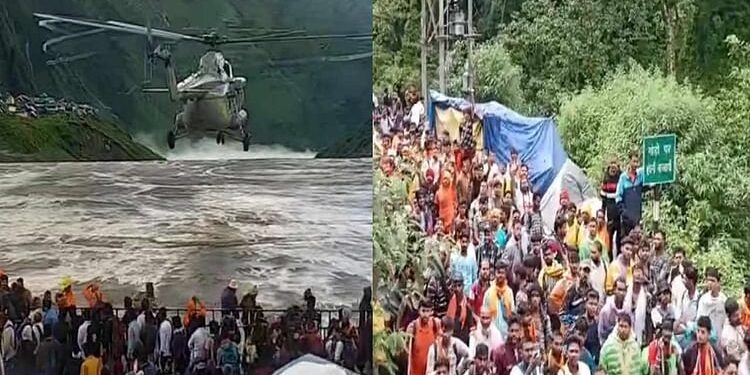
[600,159,620,249]
[408,299,443,375]
[492,316,523,375]
[483,261,515,338]
[469,307,503,356]
[600,312,643,375]
[447,273,474,344]
[581,242,607,304]
[470,260,493,315]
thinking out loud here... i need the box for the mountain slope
[0,114,162,162]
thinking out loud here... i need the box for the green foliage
[447,39,526,109]
[557,65,750,296]
[373,165,448,374]
[503,0,666,112]
[373,0,421,91]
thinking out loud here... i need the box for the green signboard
[643,134,677,185]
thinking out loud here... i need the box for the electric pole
[421,0,428,103]
[438,0,446,93]
[467,0,475,102]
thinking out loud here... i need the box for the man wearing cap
[221,280,239,318]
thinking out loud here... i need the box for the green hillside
[0,0,371,155]
[0,114,162,162]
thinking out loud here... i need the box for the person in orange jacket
[183,296,207,328]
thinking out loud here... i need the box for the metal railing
[69,306,368,336]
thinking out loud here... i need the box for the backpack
[219,343,240,365]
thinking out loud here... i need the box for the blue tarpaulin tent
[428,90,597,230]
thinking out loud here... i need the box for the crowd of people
[0,274,372,374]
[374,86,750,375]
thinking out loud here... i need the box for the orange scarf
[693,344,717,375]
[447,295,468,326]
[525,323,538,342]
[486,281,513,321]
[548,351,565,369]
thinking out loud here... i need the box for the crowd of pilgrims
[373,87,750,375]
[0,274,372,374]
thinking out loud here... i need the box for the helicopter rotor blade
[215,32,373,45]
[33,13,201,43]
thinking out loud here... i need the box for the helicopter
[33,13,371,151]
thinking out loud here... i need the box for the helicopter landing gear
[242,132,251,152]
[167,130,176,149]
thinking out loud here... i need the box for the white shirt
[721,323,746,361]
[697,291,728,334]
[582,259,607,304]
[468,324,504,356]
[1,321,16,361]
[739,352,750,375]
[158,320,173,356]
[510,363,544,375]
[188,327,210,362]
[409,101,425,126]
[675,287,699,323]
[558,361,592,375]
[651,304,676,328]
[77,320,91,355]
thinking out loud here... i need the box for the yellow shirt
[80,356,102,375]
[605,259,633,293]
